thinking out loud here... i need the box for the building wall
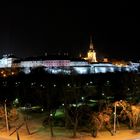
[0,56,139,74]
[20,61,43,68]
[43,60,70,67]
[0,57,17,68]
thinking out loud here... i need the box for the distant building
[0,54,18,68]
[84,36,97,63]
[0,37,140,76]
[103,58,109,62]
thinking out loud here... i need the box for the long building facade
[0,54,139,75]
[0,36,139,75]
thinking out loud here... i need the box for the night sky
[0,2,140,60]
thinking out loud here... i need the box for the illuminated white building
[90,63,117,73]
[0,46,140,75]
[0,54,18,68]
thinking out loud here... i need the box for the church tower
[87,36,97,63]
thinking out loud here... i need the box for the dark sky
[0,2,140,60]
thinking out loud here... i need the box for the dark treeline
[0,69,140,106]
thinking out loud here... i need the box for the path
[0,137,13,140]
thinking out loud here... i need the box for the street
[0,137,13,140]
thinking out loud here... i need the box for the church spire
[89,35,94,50]
[87,35,97,62]
[83,34,97,63]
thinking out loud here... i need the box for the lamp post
[4,99,10,133]
[113,102,117,134]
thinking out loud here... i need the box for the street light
[113,102,117,134]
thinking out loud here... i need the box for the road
[0,137,13,140]
[127,138,140,140]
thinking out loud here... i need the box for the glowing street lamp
[3,74,7,77]
[11,72,15,75]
